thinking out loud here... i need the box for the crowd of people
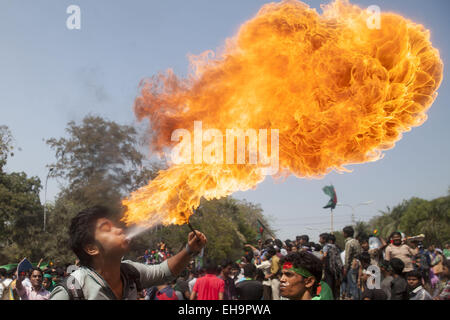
[1,206,449,301]
[140,227,450,301]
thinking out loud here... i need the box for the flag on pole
[256,219,265,240]
[322,185,337,209]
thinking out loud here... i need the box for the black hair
[358,252,371,268]
[280,251,323,294]
[204,260,218,274]
[389,231,402,240]
[0,268,6,278]
[30,267,43,277]
[389,258,405,275]
[221,260,234,269]
[243,263,256,278]
[361,289,387,300]
[342,226,354,237]
[69,206,118,266]
[319,233,329,241]
[406,270,422,280]
[328,234,336,244]
[300,235,309,242]
[266,246,276,257]
[274,239,283,248]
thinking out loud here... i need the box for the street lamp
[336,200,374,225]
[43,167,54,232]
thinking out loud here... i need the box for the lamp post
[337,200,374,225]
[43,168,54,232]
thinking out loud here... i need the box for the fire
[122,0,443,228]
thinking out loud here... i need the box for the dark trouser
[323,270,340,300]
[263,285,272,300]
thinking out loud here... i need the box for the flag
[257,219,265,240]
[322,185,337,209]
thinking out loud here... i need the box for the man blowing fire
[50,206,207,300]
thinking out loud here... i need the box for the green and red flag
[322,185,337,209]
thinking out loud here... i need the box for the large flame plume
[122,0,443,229]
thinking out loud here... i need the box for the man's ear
[84,243,100,258]
[304,276,316,289]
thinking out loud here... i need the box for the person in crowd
[322,233,343,300]
[389,258,408,300]
[190,260,224,300]
[146,281,184,300]
[219,260,237,300]
[343,226,362,300]
[0,268,13,299]
[279,251,332,300]
[236,263,263,300]
[255,250,272,300]
[15,267,50,300]
[379,260,393,300]
[188,269,201,293]
[443,244,450,260]
[50,205,206,300]
[42,273,54,292]
[385,231,415,273]
[174,269,190,300]
[357,252,372,295]
[406,270,432,300]
[361,289,387,300]
[266,247,281,300]
[434,258,450,300]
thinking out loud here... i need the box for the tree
[46,115,158,208]
[356,194,450,247]
[0,125,14,166]
[0,148,45,264]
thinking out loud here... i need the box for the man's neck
[292,290,313,300]
[32,284,41,292]
[92,256,123,289]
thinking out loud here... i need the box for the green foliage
[354,194,450,247]
[0,125,14,165]
[0,166,45,264]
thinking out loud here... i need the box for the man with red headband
[280,252,333,300]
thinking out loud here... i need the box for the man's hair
[69,206,117,266]
[389,231,402,240]
[328,234,336,244]
[361,289,387,300]
[358,252,371,266]
[221,260,234,269]
[243,263,256,278]
[342,226,354,237]
[0,268,6,277]
[389,258,405,275]
[300,235,309,242]
[204,260,218,274]
[266,246,276,257]
[30,267,43,277]
[406,270,422,280]
[280,252,323,285]
[319,233,329,241]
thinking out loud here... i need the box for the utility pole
[43,168,54,232]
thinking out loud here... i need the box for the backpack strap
[57,275,85,300]
[120,263,142,292]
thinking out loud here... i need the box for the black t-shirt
[390,276,408,300]
[236,280,263,300]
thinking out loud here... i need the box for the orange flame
[122,0,443,228]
